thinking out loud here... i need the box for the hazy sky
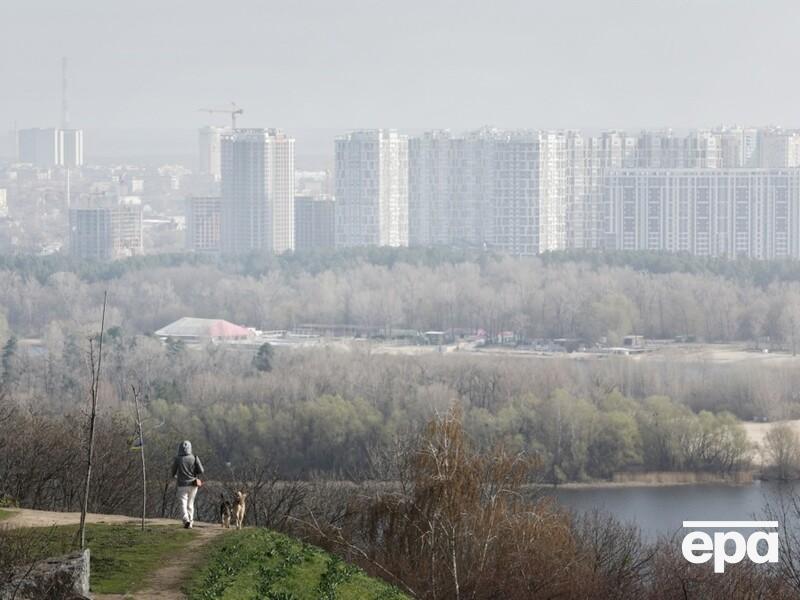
[2,0,799,135]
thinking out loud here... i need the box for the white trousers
[177,485,198,524]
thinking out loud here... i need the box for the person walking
[171,440,204,528]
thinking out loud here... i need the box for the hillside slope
[1,509,406,599]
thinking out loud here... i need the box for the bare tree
[78,291,107,549]
[131,384,147,531]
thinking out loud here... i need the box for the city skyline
[13,122,800,259]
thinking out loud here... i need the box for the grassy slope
[0,509,13,521]
[2,524,196,594]
[186,529,408,600]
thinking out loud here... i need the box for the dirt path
[95,522,224,600]
[1,508,180,530]
[2,509,226,599]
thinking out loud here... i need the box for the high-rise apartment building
[18,128,84,167]
[328,125,800,259]
[294,195,335,251]
[635,129,697,168]
[408,130,485,248]
[18,128,60,167]
[220,128,295,254]
[186,196,221,253]
[757,128,800,168]
[716,126,759,168]
[408,129,573,255]
[684,130,721,168]
[69,197,143,260]
[335,130,408,247]
[481,130,568,255]
[60,129,84,167]
[605,169,800,259]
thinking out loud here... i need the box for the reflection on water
[546,481,799,540]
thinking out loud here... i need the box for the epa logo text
[681,521,779,573]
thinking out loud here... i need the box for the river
[547,481,798,540]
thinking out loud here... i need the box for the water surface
[547,481,797,540]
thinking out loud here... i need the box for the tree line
[2,249,800,348]
[0,331,760,483]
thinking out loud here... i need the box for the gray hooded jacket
[171,440,204,487]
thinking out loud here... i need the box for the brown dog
[233,491,247,529]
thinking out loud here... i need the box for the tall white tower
[220,128,295,254]
[335,130,409,247]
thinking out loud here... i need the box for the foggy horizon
[3,0,799,137]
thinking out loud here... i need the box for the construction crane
[198,102,244,129]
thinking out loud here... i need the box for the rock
[0,549,90,600]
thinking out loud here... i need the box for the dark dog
[220,493,233,528]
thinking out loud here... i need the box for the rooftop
[154,317,252,341]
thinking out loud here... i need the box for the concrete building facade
[605,169,800,259]
[60,129,84,167]
[186,196,221,253]
[220,128,295,254]
[335,130,408,247]
[408,130,486,248]
[294,195,335,251]
[18,128,60,167]
[18,128,84,167]
[69,197,143,260]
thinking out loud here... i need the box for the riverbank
[535,470,757,490]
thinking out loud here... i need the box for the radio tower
[62,57,71,208]
[62,56,70,129]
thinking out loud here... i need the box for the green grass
[186,529,408,600]
[0,509,14,521]
[2,523,196,594]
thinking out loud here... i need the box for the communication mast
[62,56,70,129]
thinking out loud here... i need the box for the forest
[5,249,800,597]
[0,329,775,488]
[1,248,800,349]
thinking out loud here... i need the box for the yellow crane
[198,102,244,129]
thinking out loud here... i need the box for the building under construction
[186,196,221,253]
[69,196,143,260]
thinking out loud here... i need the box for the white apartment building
[757,129,800,168]
[605,169,800,259]
[408,130,486,248]
[18,128,84,167]
[479,130,569,255]
[716,126,759,168]
[60,129,84,167]
[335,130,408,247]
[220,128,295,254]
[408,129,571,255]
